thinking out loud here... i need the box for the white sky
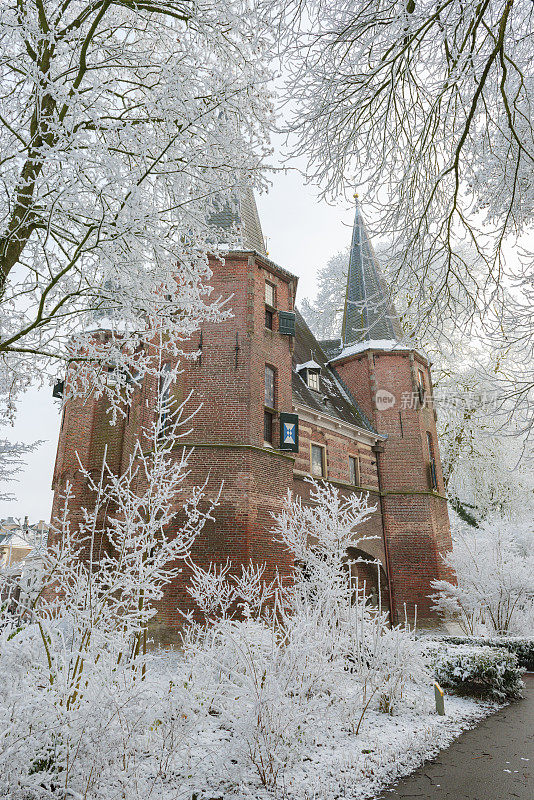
[0,160,357,523]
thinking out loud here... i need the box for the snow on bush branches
[183,482,431,788]
[0,475,437,798]
[430,644,524,702]
[431,516,534,635]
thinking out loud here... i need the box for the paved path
[377,673,534,799]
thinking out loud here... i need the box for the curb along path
[377,673,533,799]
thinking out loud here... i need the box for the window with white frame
[307,369,320,392]
[265,365,275,408]
[265,280,276,308]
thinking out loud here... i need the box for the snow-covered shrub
[0,396,216,798]
[430,644,524,701]
[184,616,314,788]
[431,517,534,635]
[183,481,433,791]
[434,636,534,672]
[274,482,431,718]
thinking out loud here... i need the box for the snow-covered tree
[432,515,534,635]
[276,0,534,427]
[300,248,347,340]
[0,436,41,502]
[0,0,273,418]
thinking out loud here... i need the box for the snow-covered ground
[151,650,497,800]
[276,693,495,800]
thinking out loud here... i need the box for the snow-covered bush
[183,482,432,790]
[274,482,431,715]
[185,617,315,788]
[430,644,524,702]
[0,396,216,798]
[431,516,534,635]
[435,636,534,672]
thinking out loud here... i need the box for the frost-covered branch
[432,515,534,635]
[274,0,534,398]
[0,0,275,415]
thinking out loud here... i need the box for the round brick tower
[326,199,454,622]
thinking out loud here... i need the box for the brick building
[51,194,453,635]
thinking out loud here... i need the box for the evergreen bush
[430,644,524,701]
[440,636,534,671]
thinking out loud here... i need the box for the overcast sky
[0,157,358,523]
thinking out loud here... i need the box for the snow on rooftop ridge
[296,359,321,372]
[329,339,429,362]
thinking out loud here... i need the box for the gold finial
[354,192,359,200]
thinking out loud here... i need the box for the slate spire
[341,197,403,346]
[207,185,266,255]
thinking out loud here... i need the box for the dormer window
[296,360,322,392]
[307,370,320,391]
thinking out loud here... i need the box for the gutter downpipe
[372,443,397,626]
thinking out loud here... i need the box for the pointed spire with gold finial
[341,195,403,346]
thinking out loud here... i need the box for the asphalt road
[376,673,534,800]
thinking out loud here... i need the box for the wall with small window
[252,262,295,449]
[293,415,379,492]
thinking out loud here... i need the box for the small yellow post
[434,681,445,715]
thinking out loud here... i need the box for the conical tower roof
[341,198,403,346]
[207,186,266,255]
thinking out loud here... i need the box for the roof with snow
[341,199,403,347]
[292,310,377,435]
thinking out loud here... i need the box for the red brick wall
[51,252,300,637]
[335,347,453,621]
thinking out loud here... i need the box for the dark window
[307,370,320,392]
[311,444,326,477]
[265,281,276,308]
[418,369,426,405]
[265,307,273,330]
[427,432,438,490]
[349,455,360,485]
[158,362,172,436]
[264,409,273,444]
[265,365,275,408]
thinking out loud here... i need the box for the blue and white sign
[283,422,296,445]
[279,413,299,452]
